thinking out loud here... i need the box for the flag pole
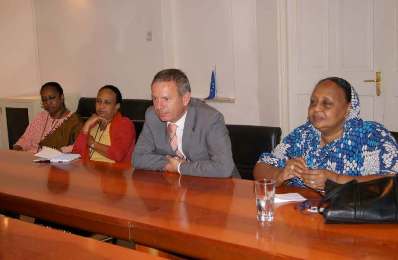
[214,64,217,98]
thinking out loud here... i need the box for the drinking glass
[254,179,276,222]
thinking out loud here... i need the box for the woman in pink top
[13,82,82,153]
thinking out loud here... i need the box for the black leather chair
[75,98,152,142]
[391,131,398,142]
[75,97,152,121]
[75,97,96,121]
[134,120,145,142]
[227,125,282,180]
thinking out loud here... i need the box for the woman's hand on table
[280,157,308,183]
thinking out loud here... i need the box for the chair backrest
[227,125,281,180]
[75,97,152,121]
[391,131,398,142]
[75,98,152,142]
[134,120,145,142]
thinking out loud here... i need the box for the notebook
[34,146,81,163]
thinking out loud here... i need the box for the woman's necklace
[89,124,106,158]
[37,109,69,152]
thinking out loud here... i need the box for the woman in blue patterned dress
[254,77,398,190]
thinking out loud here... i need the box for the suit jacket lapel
[182,103,196,159]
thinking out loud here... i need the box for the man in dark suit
[133,68,239,178]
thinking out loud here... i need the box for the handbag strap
[318,179,357,210]
[322,179,356,201]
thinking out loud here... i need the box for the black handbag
[321,175,398,223]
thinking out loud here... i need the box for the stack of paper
[34,146,81,163]
[275,193,306,204]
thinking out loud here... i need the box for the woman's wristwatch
[89,142,95,150]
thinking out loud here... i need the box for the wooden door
[286,0,398,131]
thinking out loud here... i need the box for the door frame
[277,0,290,136]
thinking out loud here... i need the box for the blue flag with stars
[205,70,216,99]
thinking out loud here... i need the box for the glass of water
[254,179,276,222]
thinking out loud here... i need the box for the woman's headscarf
[309,82,361,136]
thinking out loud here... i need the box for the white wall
[257,0,279,126]
[0,0,39,97]
[213,0,261,125]
[164,0,280,126]
[0,0,280,126]
[34,0,164,98]
[169,0,235,99]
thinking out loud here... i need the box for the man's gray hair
[151,68,191,95]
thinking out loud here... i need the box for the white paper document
[275,193,306,204]
[34,146,80,163]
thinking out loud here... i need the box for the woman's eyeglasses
[41,95,57,104]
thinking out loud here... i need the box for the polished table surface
[0,149,397,259]
[0,215,162,259]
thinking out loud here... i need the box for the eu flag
[205,70,216,99]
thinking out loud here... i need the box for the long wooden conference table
[0,215,162,259]
[0,149,397,259]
